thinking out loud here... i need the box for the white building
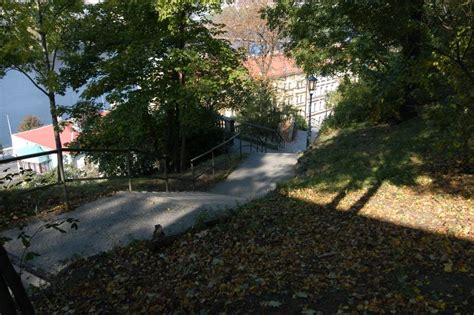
[244,54,340,127]
[11,123,84,174]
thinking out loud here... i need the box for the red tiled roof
[244,54,303,79]
[14,123,79,150]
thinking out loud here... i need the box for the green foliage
[0,0,83,95]
[0,0,85,159]
[324,79,374,129]
[422,102,474,168]
[69,98,161,176]
[237,81,294,130]
[1,168,34,190]
[63,0,245,172]
[293,113,307,131]
[269,0,473,168]
[155,0,222,21]
[22,165,83,189]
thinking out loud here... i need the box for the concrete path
[233,128,319,154]
[2,129,312,280]
[3,191,244,274]
[210,153,298,199]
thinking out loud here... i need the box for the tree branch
[52,48,58,71]
[431,46,474,84]
[13,65,49,96]
[461,32,473,60]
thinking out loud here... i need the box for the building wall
[272,74,340,127]
[273,73,307,115]
[11,135,84,174]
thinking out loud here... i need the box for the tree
[0,0,83,181]
[267,0,472,118]
[213,0,281,78]
[17,115,44,132]
[267,0,473,163]
[63,0,247,172]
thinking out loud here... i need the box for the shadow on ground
[25,119,474,313]
[33,192,474,313]
[295,119,472,200]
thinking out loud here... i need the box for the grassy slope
[34,120,473,314]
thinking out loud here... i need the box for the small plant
[1,167,35,190]
[22,164,84,189]
[195,211,210,229]
[15,218,79,272]
[0,169,79,273]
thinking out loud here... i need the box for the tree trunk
[179,128,186,171]
[48,93,66,183]
[0,245,35,315]
[400,0,424,121]
[173,105,181,172]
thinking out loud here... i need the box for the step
[209,153,299,199]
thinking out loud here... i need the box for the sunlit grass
[283,119,473,240]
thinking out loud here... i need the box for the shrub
[237,80,297,130]
[23,165,84,189]
[323,78,374,129]
[294,113,307,131]
[422,102,474,169]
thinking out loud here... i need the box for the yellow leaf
[459,265,470,273]
[443,260,453,273]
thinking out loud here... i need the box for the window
[39,161,50,173]
[296,93,305,104]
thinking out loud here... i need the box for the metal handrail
[189,132,242,190]
[0,148,163,164]
[190,133,241,163]
[236,121,285,149]
[0,150,59,164]
[0,147,171,196]
[238,121,278,133]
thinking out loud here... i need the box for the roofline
[12,124,53,136]
[268,70,305,79]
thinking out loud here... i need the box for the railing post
[212,151,215,179]
[164,156,169,192]
[239,135,242,158]
[57,148,70,211]
[191,161,195,191]
[126,152,132,192]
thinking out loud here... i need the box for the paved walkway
[210,153,298,199]
[3,192,244,274]
[2,129,313,279]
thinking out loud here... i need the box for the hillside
[34,119,474,314]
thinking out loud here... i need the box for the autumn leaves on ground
[34,119,473,314]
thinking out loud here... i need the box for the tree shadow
[295,119,472,199]
[32,191,474,314]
